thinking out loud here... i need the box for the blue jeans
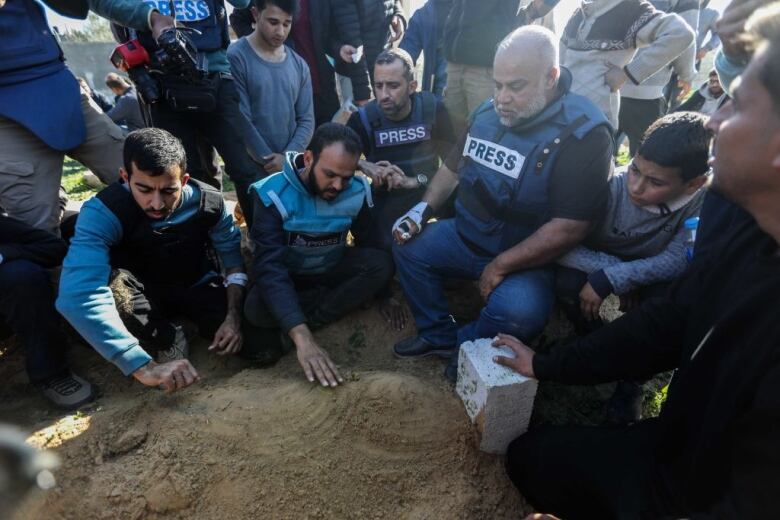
[0,259,68,383]
[393,219,555,347]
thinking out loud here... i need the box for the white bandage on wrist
[224,273,249,287]
[392,202,429,237]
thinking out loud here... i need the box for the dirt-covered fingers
[165,360,200,393]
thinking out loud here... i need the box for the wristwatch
[416,174,428,187]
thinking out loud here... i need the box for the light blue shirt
[57,183,242,375]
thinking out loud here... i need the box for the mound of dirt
[5,299,529,519]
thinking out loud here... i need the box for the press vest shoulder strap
[468,100,495,126]
[95,182,144,231]
[190,178,224,228]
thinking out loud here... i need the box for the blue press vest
[139,0,230,54]
[455,90,609,256]
[0,0,64,86]
[0,0,85,150]
[252,152,372,275]
[358,92,440,177]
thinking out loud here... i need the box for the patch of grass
[616,146,630,167]
[643,382,669,418]
[62,158,99,201]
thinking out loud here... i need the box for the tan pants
[0,89,124,233]
[443,62,495,126]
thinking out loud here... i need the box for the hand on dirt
[133,360,200,393]
[377,296,408,331]
[579,282,604,322]
[296,341,344,387]
[491,334,536,378]
[209,315,243,355]
[524,514,560,520]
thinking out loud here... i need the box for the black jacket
[534,218,780,517]
[443,0,558,67]
[0,210,67,268]
[333,0,405,101]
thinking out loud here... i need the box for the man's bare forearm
[422,165,459,212]
[225,266,245,319]
[492,218,591,275]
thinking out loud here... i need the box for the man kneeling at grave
[58,128,267,393]
[392,26,613,381]
[244,123,394,387]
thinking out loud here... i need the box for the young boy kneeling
[555,112,711,424]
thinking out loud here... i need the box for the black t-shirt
[445,124,613,222]
[347,96,457,171]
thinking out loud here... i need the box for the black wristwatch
[416,174,428,187]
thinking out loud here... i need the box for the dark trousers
[0,260,68,383]
[244,247,394,344]
[555,266,669,335]
[110,269,266,358]
[617,97,667,157]
[148,75,263,224]
[506,420,681,519]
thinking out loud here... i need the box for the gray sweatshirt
[227,38,315,160]
[557,169,706,297]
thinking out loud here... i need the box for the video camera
[110,26,208,105]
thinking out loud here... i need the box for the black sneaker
[393,336,454,359]
[604,380,644,426]
[37,372,95,410]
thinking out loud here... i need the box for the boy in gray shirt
[555,111,711,424]
[228,0,315,176]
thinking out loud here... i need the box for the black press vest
[95,179,223,288]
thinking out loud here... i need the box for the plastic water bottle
[684,217,700,263]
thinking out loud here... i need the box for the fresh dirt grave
[3,277,644,519]
[3,285,534,519]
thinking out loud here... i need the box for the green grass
[61,157,237,201]
[62,158,99,201]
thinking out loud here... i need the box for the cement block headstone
[455,338,538,454]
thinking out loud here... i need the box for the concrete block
[455,338,538,454]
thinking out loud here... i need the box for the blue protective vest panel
[252,152,371,275]
[140,0,229,54]
[0,0,64,85]
[0,0,85,150]
[358,91,440,177]
[454,91,609,256]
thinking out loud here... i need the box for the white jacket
[561,0,695,126]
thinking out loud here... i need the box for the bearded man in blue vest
[392,26,614,381]
[245,123,394,387]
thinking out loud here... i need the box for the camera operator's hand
[150,11,176,40]
[262,153,285,174]
[392,202,428,245]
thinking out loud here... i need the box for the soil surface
[2,280,640,519]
